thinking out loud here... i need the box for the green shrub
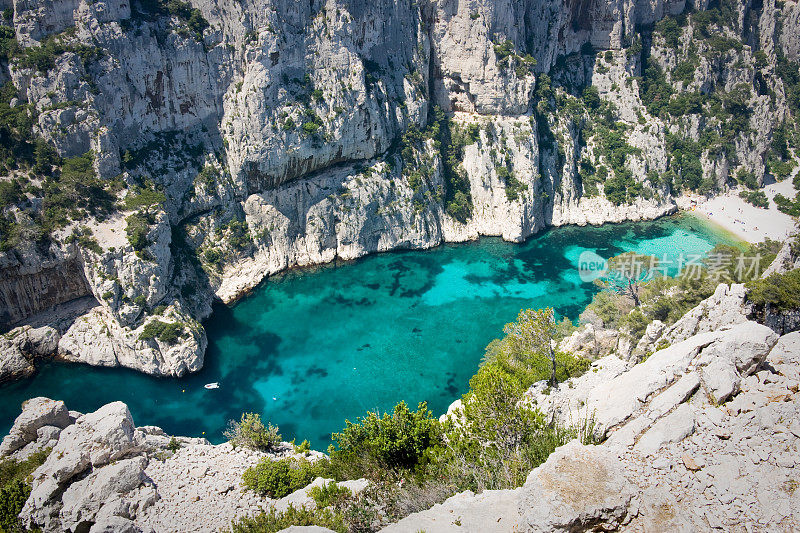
[668,92,703,116]
[224,413,281,451]
[138,319,184,344]
[639,62,674,117]
[0,481,29,532]
[225,219,252,250]
[229,504,345,533]
[242,458,323,498]
[195,165,218,194]
[739,190,768,208]
[435,362,577,491]
[582,86,600,109]
[15,27,102,73]
[655,17,681,50]
[203,247,222,265]
[39,151,121,232]
[493,40,515,62]
[307,482,351,508]
[736,169,758,189]
[125,213,152,251]
[773,193,800,216]
[0,179,22,207]
[768,157,796,181]
[301,121,320,135]
[746,270,800,312]
[0,448,50,532]
[481,309,590,387]
[672,58,698,84]
[135,0,209,40]
[123,184,166,210]
[167,437,181,453]
[157,322,184,344]
[293,439,311,454]
[328,402,443,481]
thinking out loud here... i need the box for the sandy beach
[684,178,798,244]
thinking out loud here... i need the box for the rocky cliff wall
[0,244,91,329]
[0,0,798,378]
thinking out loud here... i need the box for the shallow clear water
[0,214,737,446]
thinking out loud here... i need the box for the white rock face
[0,397,71,457]
[57,305,205,377]
[2,0,768,384]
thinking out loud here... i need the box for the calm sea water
[0,214,737,446]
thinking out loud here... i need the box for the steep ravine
[1,0,799,379]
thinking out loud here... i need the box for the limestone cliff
[0,0,798,378]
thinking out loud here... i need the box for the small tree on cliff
[502,308,559,387]
[597,252,661,307]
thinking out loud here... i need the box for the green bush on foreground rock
[0,448,50,532]
[229,504,345,533]
[746,269,800,312]
[242,458,323,498]
[433,360,581,492]
[327,401,443,481]
[224,413,281,451]
[307,481,351,509]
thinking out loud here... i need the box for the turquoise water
[0,214,737,446]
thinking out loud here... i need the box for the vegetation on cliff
[0,448,49,532]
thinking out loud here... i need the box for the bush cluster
[0,448,50,532]
[125,212,154,251]
[739,190,768,208]
[307,482,351,509]
[242,458,323,499]
[224,413,281,451]
[746,269,800,312]
[230,504,345,533]
[138,319,184,344]
[327,401,443,481]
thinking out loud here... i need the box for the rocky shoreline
[4,0,798,384]
[0,195,677,384]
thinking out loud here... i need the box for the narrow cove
[0,214,739,446]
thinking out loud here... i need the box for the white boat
[204,382,220,390]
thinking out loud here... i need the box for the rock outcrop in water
[1,0,798,379]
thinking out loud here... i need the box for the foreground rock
[0,397,71,459]
[2,398,356,532]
